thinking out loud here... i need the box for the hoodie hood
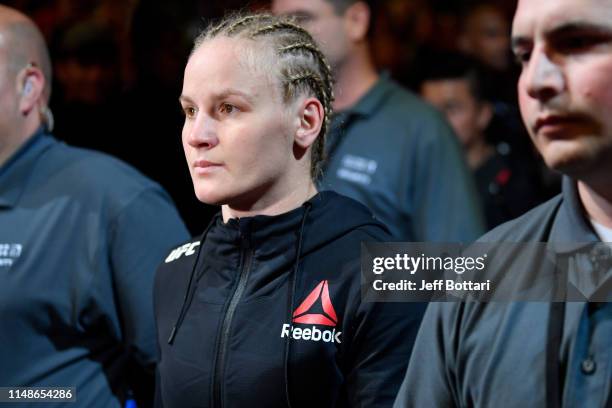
[217,190,390,258]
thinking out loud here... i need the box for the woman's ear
[295,97,324,149]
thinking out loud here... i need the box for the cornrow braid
[206,18,232,39]
[193,12,334,180]
[225,14,268,35]
[250,21,308,37]
[279,42,334,97]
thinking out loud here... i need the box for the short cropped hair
[416,51,490,103]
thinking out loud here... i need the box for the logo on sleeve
[164,242,200,263]
[281,280,342,343]
[336,154,378,186]
[0,243,22,268]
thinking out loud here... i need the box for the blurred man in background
[272,0,485,242]
[458,2,511,72]
[419,52,542,228]
[0,5,188,407]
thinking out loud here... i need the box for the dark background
[4,0,546,235]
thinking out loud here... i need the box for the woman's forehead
[184,37,278,99]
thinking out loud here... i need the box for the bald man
[0,6,52,165]
[0,6,188,407]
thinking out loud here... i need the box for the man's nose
[522,48,565,103]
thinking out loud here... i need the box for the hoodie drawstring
[167,217,216,345]
[284,202,312,408]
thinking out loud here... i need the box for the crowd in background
[5,0,558,234]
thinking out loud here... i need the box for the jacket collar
[210,193,330,259]
[550,177,600,253]
[0,127,55,209]
[207,190,385,259]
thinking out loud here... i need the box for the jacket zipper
[212,230,254,408]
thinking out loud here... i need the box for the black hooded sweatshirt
[154,191,426,407]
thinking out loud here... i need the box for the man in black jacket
[394,0,612,406]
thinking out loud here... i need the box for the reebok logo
[293,280,338,326]
[280,280,342,344]
[280,324,341,344]
[164,242,200,263]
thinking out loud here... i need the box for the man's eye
[292,13,313,24]
[444,104,461,115]
[513,51,531,65]
[557,35,604,52]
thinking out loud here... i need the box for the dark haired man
[395,0,612,406]
[419,52,541,228]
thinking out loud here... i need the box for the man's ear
[294,97,324,150]
[477,101,494,132]
[344,1,370,42]
[17,66,45,116]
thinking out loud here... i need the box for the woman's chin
[193,188,227,206]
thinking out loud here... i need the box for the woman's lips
[193,160,222,175]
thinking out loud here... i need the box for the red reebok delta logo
[292,280,338,326]
[281,280,342,344]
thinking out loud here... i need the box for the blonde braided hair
[193,13,334,180]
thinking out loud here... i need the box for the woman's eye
[183,106,196,118]
[220,103,236,115]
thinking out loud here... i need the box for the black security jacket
[154,191,425,407]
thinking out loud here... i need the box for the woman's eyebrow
[214,88,256,103]
[178,95,194,104]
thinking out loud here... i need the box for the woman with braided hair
[154,12,425,407]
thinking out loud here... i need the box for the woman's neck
[221,180,317,223]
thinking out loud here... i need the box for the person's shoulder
[157,235,202,272]
[378,77,447,121]
[373,77,455,143]
[154,235,203,306]
[46,140,163,197]
[313,191,391,242]
[153,235,201,325]
[477,193,564,242]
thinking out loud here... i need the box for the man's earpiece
[22,79,33,96]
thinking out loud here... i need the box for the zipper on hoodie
[212,223,254,408]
